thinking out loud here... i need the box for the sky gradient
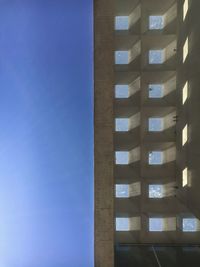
[0,1,93,266]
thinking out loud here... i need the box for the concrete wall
[94,0,200,265]
[176,0,200,220]
[94,0,115,266]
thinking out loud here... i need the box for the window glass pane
[149,50,164,64]
[116,218,129,231]
[115,16,129,30]
[115,118,129,132]
[116,151,129,165]
[115,51,129,64]
[149,151,163,165]
[115,85,129,98]
[116,184,129,198]
[149,16,164,30]
[149,218,163,231]
[149,185,163,198]
[183,218,197,232]
[149,84,164,98]
[148,118,163,132]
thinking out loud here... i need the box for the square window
[149,16,164,30]
[116,151,129,165]
[115,118,129,132]
[115,85,129,98]
[116,218,129,231]
[149,185,163,198]
[149,151,163,165]
[149,218,163,231]
[115,16,129,30]
[149,50,164,64]
[183,218,197,232]
[115,51,129,64]
[116,184,129,198]
[148,84,164,98]
[148,118,163,132]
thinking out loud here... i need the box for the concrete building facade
[94,0,200,266]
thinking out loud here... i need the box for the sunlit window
[149,151,163,165]
[149,218,163,231]
[182,167,188,187]
[148,84,164,98]
[116,184,129,198]
[183,38,189,62]
[115,151,129,165]
[115,16,129,30]
[149,16,164,30]
[183,218,197,232]
[115,118,129,132]
[148,118,163,132]
[183,0,189,20]
[115,51,129,64]
[116,218,129,231]
[149,50,164,64]
[115,85,129,98]
[182,81,188,104]
[149,185,163,198]
[182,124,188,146]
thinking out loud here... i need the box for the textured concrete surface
[94,0,200,266]
[177,0,200,223]
[94,0,115,266]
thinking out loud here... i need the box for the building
[94,0,200,266]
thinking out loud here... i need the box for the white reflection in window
[183,38,189,62]
[182,168,188,187]
[182,81,188,104]
[182,124,188,146]
[183,0,189,20]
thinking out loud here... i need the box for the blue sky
[0,1,93,266]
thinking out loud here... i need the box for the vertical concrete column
[176,0,200,220]
[94,0,114,266]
